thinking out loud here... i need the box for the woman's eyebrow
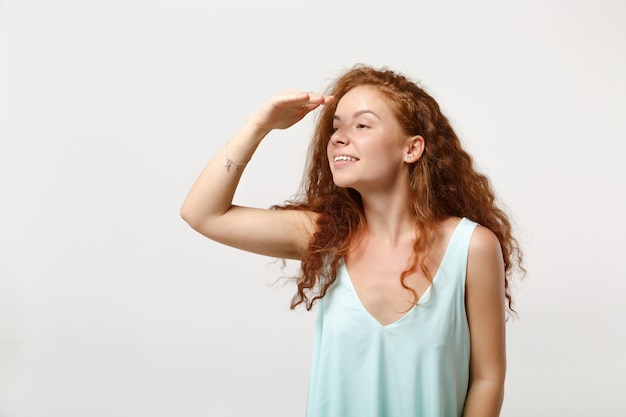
[333,109,381,121]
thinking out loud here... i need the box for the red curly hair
[277,64,523,315]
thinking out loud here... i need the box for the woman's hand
[250,90,335,133]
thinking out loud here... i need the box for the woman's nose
[330,128,348,145]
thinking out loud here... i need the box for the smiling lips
[333,155,359,162]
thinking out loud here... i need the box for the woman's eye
[357,124,369,129]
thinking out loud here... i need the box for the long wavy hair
[277,64,524,315]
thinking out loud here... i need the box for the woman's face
[327,85,413,193]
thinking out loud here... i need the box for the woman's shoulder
[468,222,501,256]
[466,222,505,285]
[434,216,501,259]
[437,217,498,248]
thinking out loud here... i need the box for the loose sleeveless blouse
[306,218,478,417]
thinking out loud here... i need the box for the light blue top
[306,218,477,417]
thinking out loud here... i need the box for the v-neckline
[342,218,466,328]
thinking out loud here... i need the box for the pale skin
[181,87,506,416]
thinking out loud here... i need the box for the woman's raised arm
[180,91,334,260]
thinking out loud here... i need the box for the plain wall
[1,0,625,416]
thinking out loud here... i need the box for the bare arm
[180,90,334,260]
[463,225,507,417]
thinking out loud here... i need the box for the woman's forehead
[335,86,392,117]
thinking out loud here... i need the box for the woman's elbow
[180,204,204,232]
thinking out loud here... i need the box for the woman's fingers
[253,90,334,131]
[276,90,333,106]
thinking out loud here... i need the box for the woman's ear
[405,135,425,163]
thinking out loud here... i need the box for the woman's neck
[360,188,415,246]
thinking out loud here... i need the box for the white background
[1,0,625,416]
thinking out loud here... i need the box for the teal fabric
[306,218,477,417]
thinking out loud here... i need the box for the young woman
[181,65,522,417]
